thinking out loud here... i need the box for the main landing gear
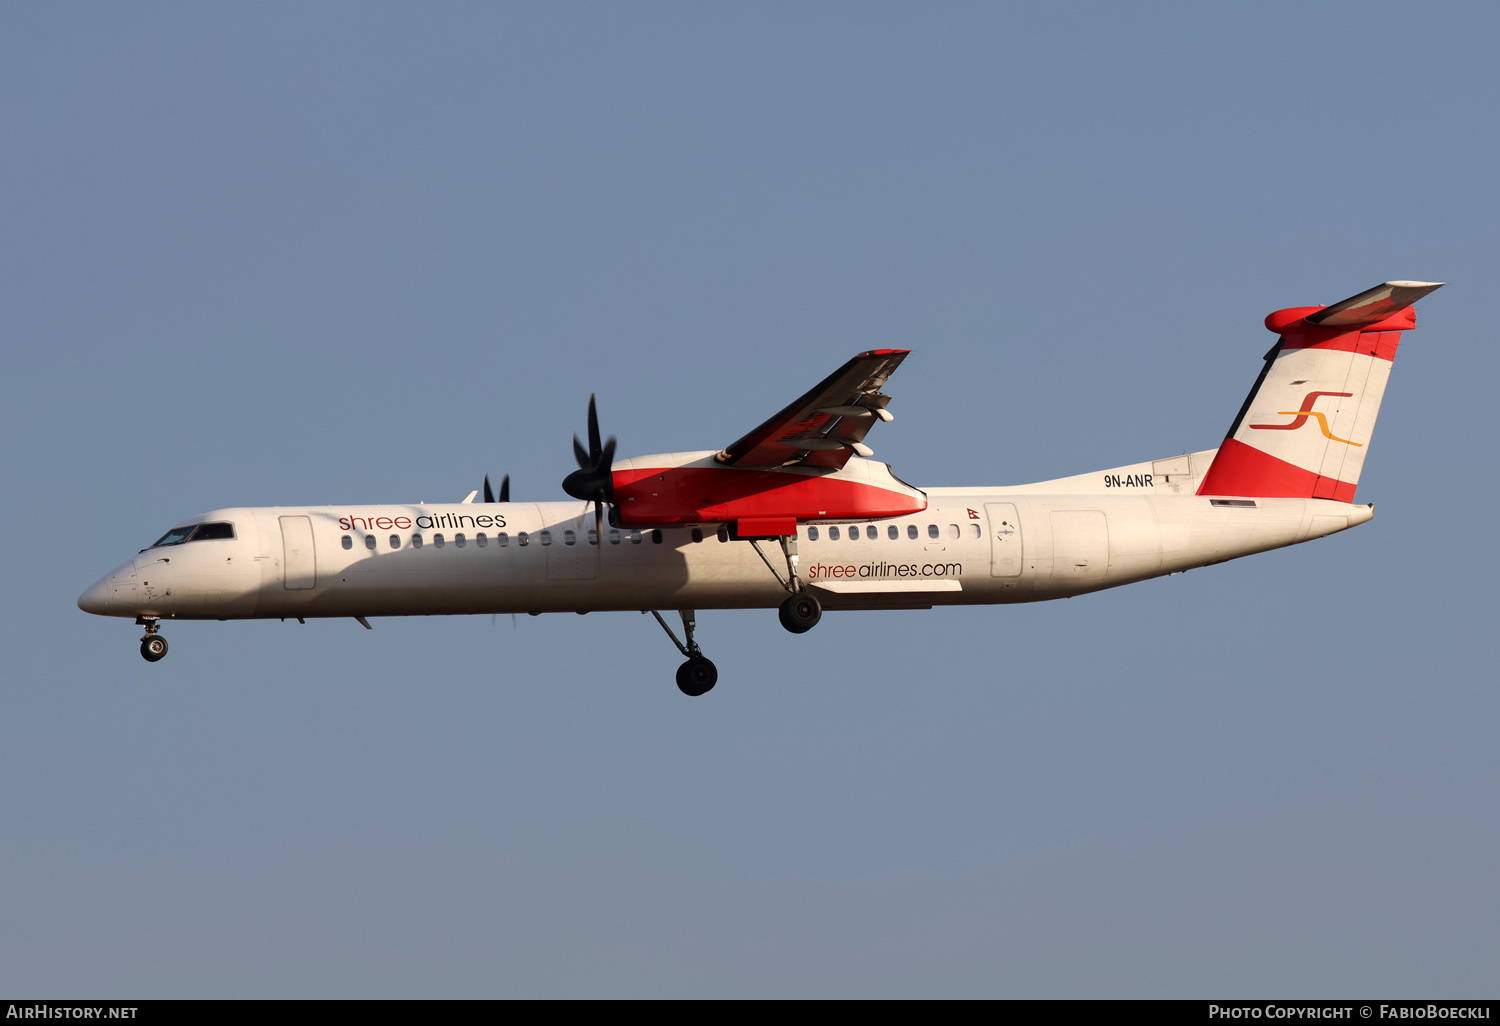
[646,531,825,697]
[749,533,823,635]
[649,609,719,696]
[138,617,168,662]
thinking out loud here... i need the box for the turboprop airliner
[79,280,1443,695]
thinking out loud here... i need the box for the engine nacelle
[609,450,926,528]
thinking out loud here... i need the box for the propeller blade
[562,394,618,512]
[483,475,494,504]
[600,439,616,498]
[499,474,510,503]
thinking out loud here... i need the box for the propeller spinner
[561,394,616,534]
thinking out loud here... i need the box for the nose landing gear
[137,617,168,662]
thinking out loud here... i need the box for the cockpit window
[148,521,235,548]
[150,525,198,548]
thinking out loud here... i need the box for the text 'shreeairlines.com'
[806,561,962,580]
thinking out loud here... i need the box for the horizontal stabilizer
[1304,281,1444,328]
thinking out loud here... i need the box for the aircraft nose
[78,578,112,615]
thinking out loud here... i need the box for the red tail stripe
[1197,438,1356,502]
[1279,330,1402,360]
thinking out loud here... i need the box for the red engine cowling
[609,451,926,528]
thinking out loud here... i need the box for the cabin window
[564,530,576,546]
[928,524,939,539]
[970,524,982,539]
[434,534,445,548]
[517,532,529,547]
[807,526,819,541]
[948,524,960,539]
[497,532,508,547]
[866,525,877,539]
[907,524,918,540]
[342,535,353,550]
[411,534,423,549]
[540,530,552,546]
[476,533,487,548]
[587,529,598,545]
[848,527,859,542]
[888,525,899,540]
[365,534,377,550]
[191,522,235,541]
[651,529,663,544]
[718,527,729,542]
[390,535,401,549]
[609,529,621,545]
[828,526,840,540]
[629,530,642,544]
[454,533,466,548]
[691,528,703,543]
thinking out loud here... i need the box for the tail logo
[1249,391,1362,447]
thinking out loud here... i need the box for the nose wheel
[138,619,168,662]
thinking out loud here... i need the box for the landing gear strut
[649,609,718,696]
[750,533,823,634]
[137,617,168,662]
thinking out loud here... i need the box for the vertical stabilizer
[1197,281,1442,501]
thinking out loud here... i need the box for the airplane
[79,280,1444,696]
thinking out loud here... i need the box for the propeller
[482,474,510,503]
[561,393,616,535]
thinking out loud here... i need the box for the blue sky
[2,1,1497,997]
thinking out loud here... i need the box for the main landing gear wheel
[675,656,718,697]
[140,634,168,662]
[778,592,822,634]
[649,609,720,697]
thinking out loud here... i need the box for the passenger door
[279,516,317,589]
[985,502,1023,578]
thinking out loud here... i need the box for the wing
[716,349,911,469]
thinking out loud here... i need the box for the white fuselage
[78,451,1372,622]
